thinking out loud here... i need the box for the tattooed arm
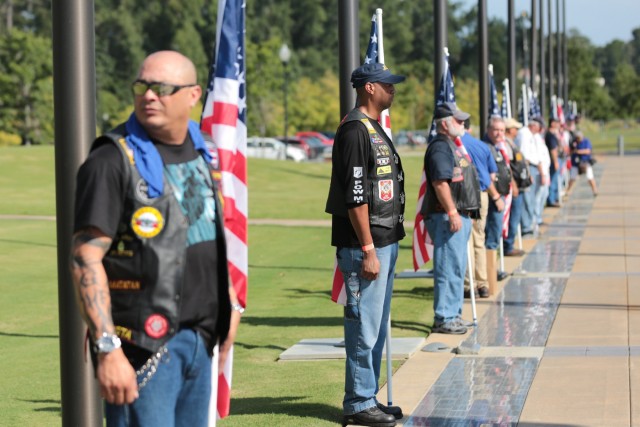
[70,227,138,405]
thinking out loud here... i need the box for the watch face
[96,335,121,353]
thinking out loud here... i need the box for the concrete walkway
[375,155,640,426]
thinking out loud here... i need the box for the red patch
[144,314,169,339]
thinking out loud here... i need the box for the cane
[467,244,477,326]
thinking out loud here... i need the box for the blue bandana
[124,113,212,198]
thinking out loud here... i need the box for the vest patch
[144,314,169,339]
[109,280,141,290]
[378,179,394,201]
[131,207,165,239]
[377,165,392,176]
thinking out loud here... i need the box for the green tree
[0,28,53,144]
[610,63,640,118]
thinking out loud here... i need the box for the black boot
[376,402,403,420]
[343,406,396,427]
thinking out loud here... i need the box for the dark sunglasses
[132,80,197,97]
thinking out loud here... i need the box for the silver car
[246,136,308,162]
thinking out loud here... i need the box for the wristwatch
[94,333,122,354]
[231,303,245,314]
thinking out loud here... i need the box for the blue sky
[456,0,640,46]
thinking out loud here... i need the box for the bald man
[71,51,239,426]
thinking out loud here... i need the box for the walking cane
[517,224,523,250]
[467,244,478,325]
[499,237,505,273]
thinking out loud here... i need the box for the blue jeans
[337,243,399,415]
[106,329,212,427]
[521,165,539,233]
[547,167,559,204]
[485,197,504,250]
[504,194,523,253]
[426,213,472,324]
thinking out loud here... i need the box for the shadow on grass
[234,341,287,352]
[249,264,332,272]
[272,165,330,181]
[393,286,433,298]
[17,399,61,414]
[286,288,331,298]
[241,316,342,328]
[391,320,430,334]
[0,238,57,248]
[0,331,58,339]
[230,396,340,423]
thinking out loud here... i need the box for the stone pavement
[374,155,640,427]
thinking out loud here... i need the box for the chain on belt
[135,346,170,389]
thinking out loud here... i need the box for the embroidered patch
[144,314,169,339]
[452,166,464,183]
[131,207,164,239]
[377,165,392,176]
[353,167,363,178]
[371,134,384,144]
[135,179,152,203]
[459,158,470,168]
[375,145,390,157]
[376,157,390,166]
[378,179,393,201]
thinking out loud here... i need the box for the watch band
[231,303,245,314]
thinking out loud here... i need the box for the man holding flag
[71,50,234,426]
[326,62,406,427]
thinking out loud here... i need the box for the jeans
[547,167,559,204]
[521,165,539,233]
[485,196,504,250]
[504,194,523,253]
[426,213,472,324]
[535,181,549,225]
[106,329,213,427]
[337,243,399,415]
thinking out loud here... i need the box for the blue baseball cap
[351,63,406,88]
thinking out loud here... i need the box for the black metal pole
[531,0,538,94]
[283,62,288,141]
[507,0,517,116]
[478,0,488,136]
[547,0,554,110]
[539,0,546,118]
[338,0,359,118]
[556,0,562,100]
[562,0,568,103]
[51,1,102,426]
[434,0,447,96]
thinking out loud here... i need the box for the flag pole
[376,7,394,407]
[467,244,478,325]
[521,84,529,126]
[503,79,512,118]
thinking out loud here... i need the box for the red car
[296,131,334,146]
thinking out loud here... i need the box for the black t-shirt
[425,137,455,183]
[330,119,405,248]
[74,137,219,356]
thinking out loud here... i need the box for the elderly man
[422,102,480,335]
[71,51,239,426]
[503,118,528,257]
[515,117,545,235]
[326,62,406,427]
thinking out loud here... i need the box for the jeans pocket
[344,272,360,321]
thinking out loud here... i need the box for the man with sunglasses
[71,51,239,426]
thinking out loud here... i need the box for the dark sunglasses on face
[131,80,197,97]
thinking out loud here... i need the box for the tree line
[0,0,638,145]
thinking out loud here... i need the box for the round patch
[144,314,169,339]
[131,207,164,239]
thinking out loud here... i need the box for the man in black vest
[71,51,239,426]
[422,102,480,335]
[326,63,406,427]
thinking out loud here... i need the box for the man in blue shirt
[461,119,503,298]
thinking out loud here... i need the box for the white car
[246,137,307,162]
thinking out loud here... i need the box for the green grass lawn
[0,145,430,426]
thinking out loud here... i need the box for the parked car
[278,136,327,160]
[296,131,334,146]
[246,136,308,162]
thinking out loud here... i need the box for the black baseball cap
[434,102,470,121]
[351,63,406,88]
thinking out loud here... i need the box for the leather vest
[91,128,230,353]
[486,142,512,195]
[422,134,481,216]
[325,108,405,228]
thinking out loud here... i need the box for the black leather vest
[91,129,230,353]
[422,134,481,216]
[486,142,512,195]
[326,108,405,228]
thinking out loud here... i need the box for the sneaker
[455,317,475,327]
[478,287,490,298]
[432,321,467,335]
[497,271,509,281]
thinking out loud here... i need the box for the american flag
[488,64,500,119]
[413,49,456,271]
[331,10,394,304]
[200,0,247,421]
[529,89,542,118]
